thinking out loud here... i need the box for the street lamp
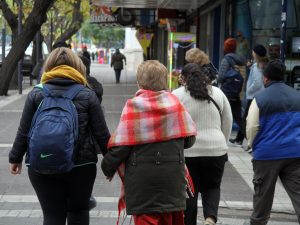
[17,0,23,94]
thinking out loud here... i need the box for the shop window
[249,0,298,29]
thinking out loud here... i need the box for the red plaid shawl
[108,89,196,148]
[108,89,197,225]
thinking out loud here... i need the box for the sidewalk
[0,63,297,225]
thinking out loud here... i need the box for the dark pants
[250,158,300,225]
[236,99,252,142]
[184,154,228,225]
[114,69,122,83]
[28,164,97,225]
[229,99,246,142]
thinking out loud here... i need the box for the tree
[81,23,125,49]
[42,0,90,51]
[0,0,54,95]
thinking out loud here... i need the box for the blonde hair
[137,60,168,91]
[43,47,86,77]
[185,48,210,66]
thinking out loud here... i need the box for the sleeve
[9,91,39,163]
[123,54,127,64]
[247,67,264,97]
[246,98,260,147]
[217,58,230,84]
[110,55,114,67]
[88,91,111,156]
[101,146,131,177]
[184,136,196,149]
[221,93,233,141]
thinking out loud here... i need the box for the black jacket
[9,78,110,166]
[101,136,195,215]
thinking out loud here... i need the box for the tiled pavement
[0,64,297,225]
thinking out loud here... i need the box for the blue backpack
[220,56,244,99]
[28,84,84,174]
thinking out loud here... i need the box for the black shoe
[89,196,97,210]
[229,138,236,144]
[246,146,253,153]
[229,139,243,146]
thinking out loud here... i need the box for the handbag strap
[208,96,222,118]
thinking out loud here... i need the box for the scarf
[41,65,87,85]
[108,89,197,225]
[108,89,196,148]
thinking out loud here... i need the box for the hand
[10,163,22,175]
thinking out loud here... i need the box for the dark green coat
[111,53,126,70]
[101,137,195,215]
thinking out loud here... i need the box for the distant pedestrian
[246,60,300,225]
[185,48,218,85]
[218,38,247,146]
[101,60,196,225]
[79,55,103,104]
[91,52,95,62]
[82,45,91,63]
[240,44,268,153]
[173,63,232,225]
[111,49,126,83]
[9,47,110,225]
[236,31,251,60]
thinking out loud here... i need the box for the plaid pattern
[108,89,197,148]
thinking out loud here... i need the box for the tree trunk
[0,0,54,96]
[54,0,83,46]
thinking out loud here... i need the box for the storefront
[234,0,300,85]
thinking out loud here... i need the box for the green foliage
[81,22,125,49]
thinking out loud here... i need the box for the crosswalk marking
[0,210,119,218]
[0,144,12,148]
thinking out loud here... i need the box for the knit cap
[224,38,237,53]
[253,44,267,57]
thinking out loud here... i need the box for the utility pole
[280,0,287,64]
[1,14,6,63]
[17,0,23,94]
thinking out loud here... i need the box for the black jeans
[28,164,97,225]
[236,99,252,143]
[229,99,246,142]
[184,154,228,225]
[114,69,122,83]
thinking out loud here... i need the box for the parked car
[0,42,49,85]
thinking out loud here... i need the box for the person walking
[101,60,196,225]
[236,31,251,60]
[173,63,232,225]
[111,49,126,83]
[246,60,300,225]
[218,38,246,146]
[9,47,110,225]
[238,44,268,153]
[185,48,218,85]
[82,45,91,63]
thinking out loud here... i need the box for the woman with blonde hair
[101,60,196,225]
[185,48,218,84]
[9,47,110,225]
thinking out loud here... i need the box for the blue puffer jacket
[253,81,300,160]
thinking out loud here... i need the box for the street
[0,64,298,225]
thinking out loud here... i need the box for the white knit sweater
[172,86,232,157]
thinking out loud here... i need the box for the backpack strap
[224,55,235,67]
[63,84,85,100]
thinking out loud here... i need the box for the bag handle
[208,96,222,118]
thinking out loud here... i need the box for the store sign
[90,4,117,24]
[172,33,196,43]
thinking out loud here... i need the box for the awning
[91,0,209,9]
